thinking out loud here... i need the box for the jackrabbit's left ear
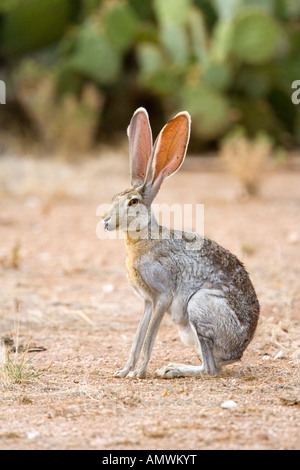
[144,111,191,200]
[128,107,153,187]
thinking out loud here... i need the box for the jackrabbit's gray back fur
[103,108,260,379]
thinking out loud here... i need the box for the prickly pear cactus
[153,0,192,26]
[231,9,282,64]
[180,83,230,139]
[69,23,121,85]
[0,0,72,56]
[104,2,139,53]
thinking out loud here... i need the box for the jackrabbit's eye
[128,198,139,207]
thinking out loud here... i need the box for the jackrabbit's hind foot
[155,363,216,379]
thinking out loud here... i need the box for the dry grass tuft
[220,128,272,196]
[0,327,44,389]
[0,342,42,387]
[13,60,104,157]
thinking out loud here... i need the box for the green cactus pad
[180,83,230,139]
[104,3,139,53]
[153,0,191,26]
[160,23,189,65]
[231,9,282,64]
[70,24,121,85]
[0,0,72,56]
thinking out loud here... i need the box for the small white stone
[221,400,238,409]
[262,355,271,360]
[27,431,40,440]
[287,231,299,244]
[103,284,115,293]
[274,350,285,359]
[25,196,42,209]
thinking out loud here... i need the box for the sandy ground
[0,152,299,450]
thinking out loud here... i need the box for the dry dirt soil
[0,152,299,450]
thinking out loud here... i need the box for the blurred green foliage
[0,0,300,152]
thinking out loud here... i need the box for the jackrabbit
[103,108,260,378]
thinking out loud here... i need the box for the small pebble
[262,355,271,360]
[27,431,40,440]
[25,196,42,209]
[274,350,285,360]
[103,284,115,293]
[221,400,238,409]
[287,232,299,244]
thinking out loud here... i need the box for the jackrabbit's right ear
[144,111,191,201]
[128,107,153,187]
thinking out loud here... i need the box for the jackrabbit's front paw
[128,369,147,379]
[114,368,130,378]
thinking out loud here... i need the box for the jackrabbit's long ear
[127,107,153,187]
[144,111,191,200]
